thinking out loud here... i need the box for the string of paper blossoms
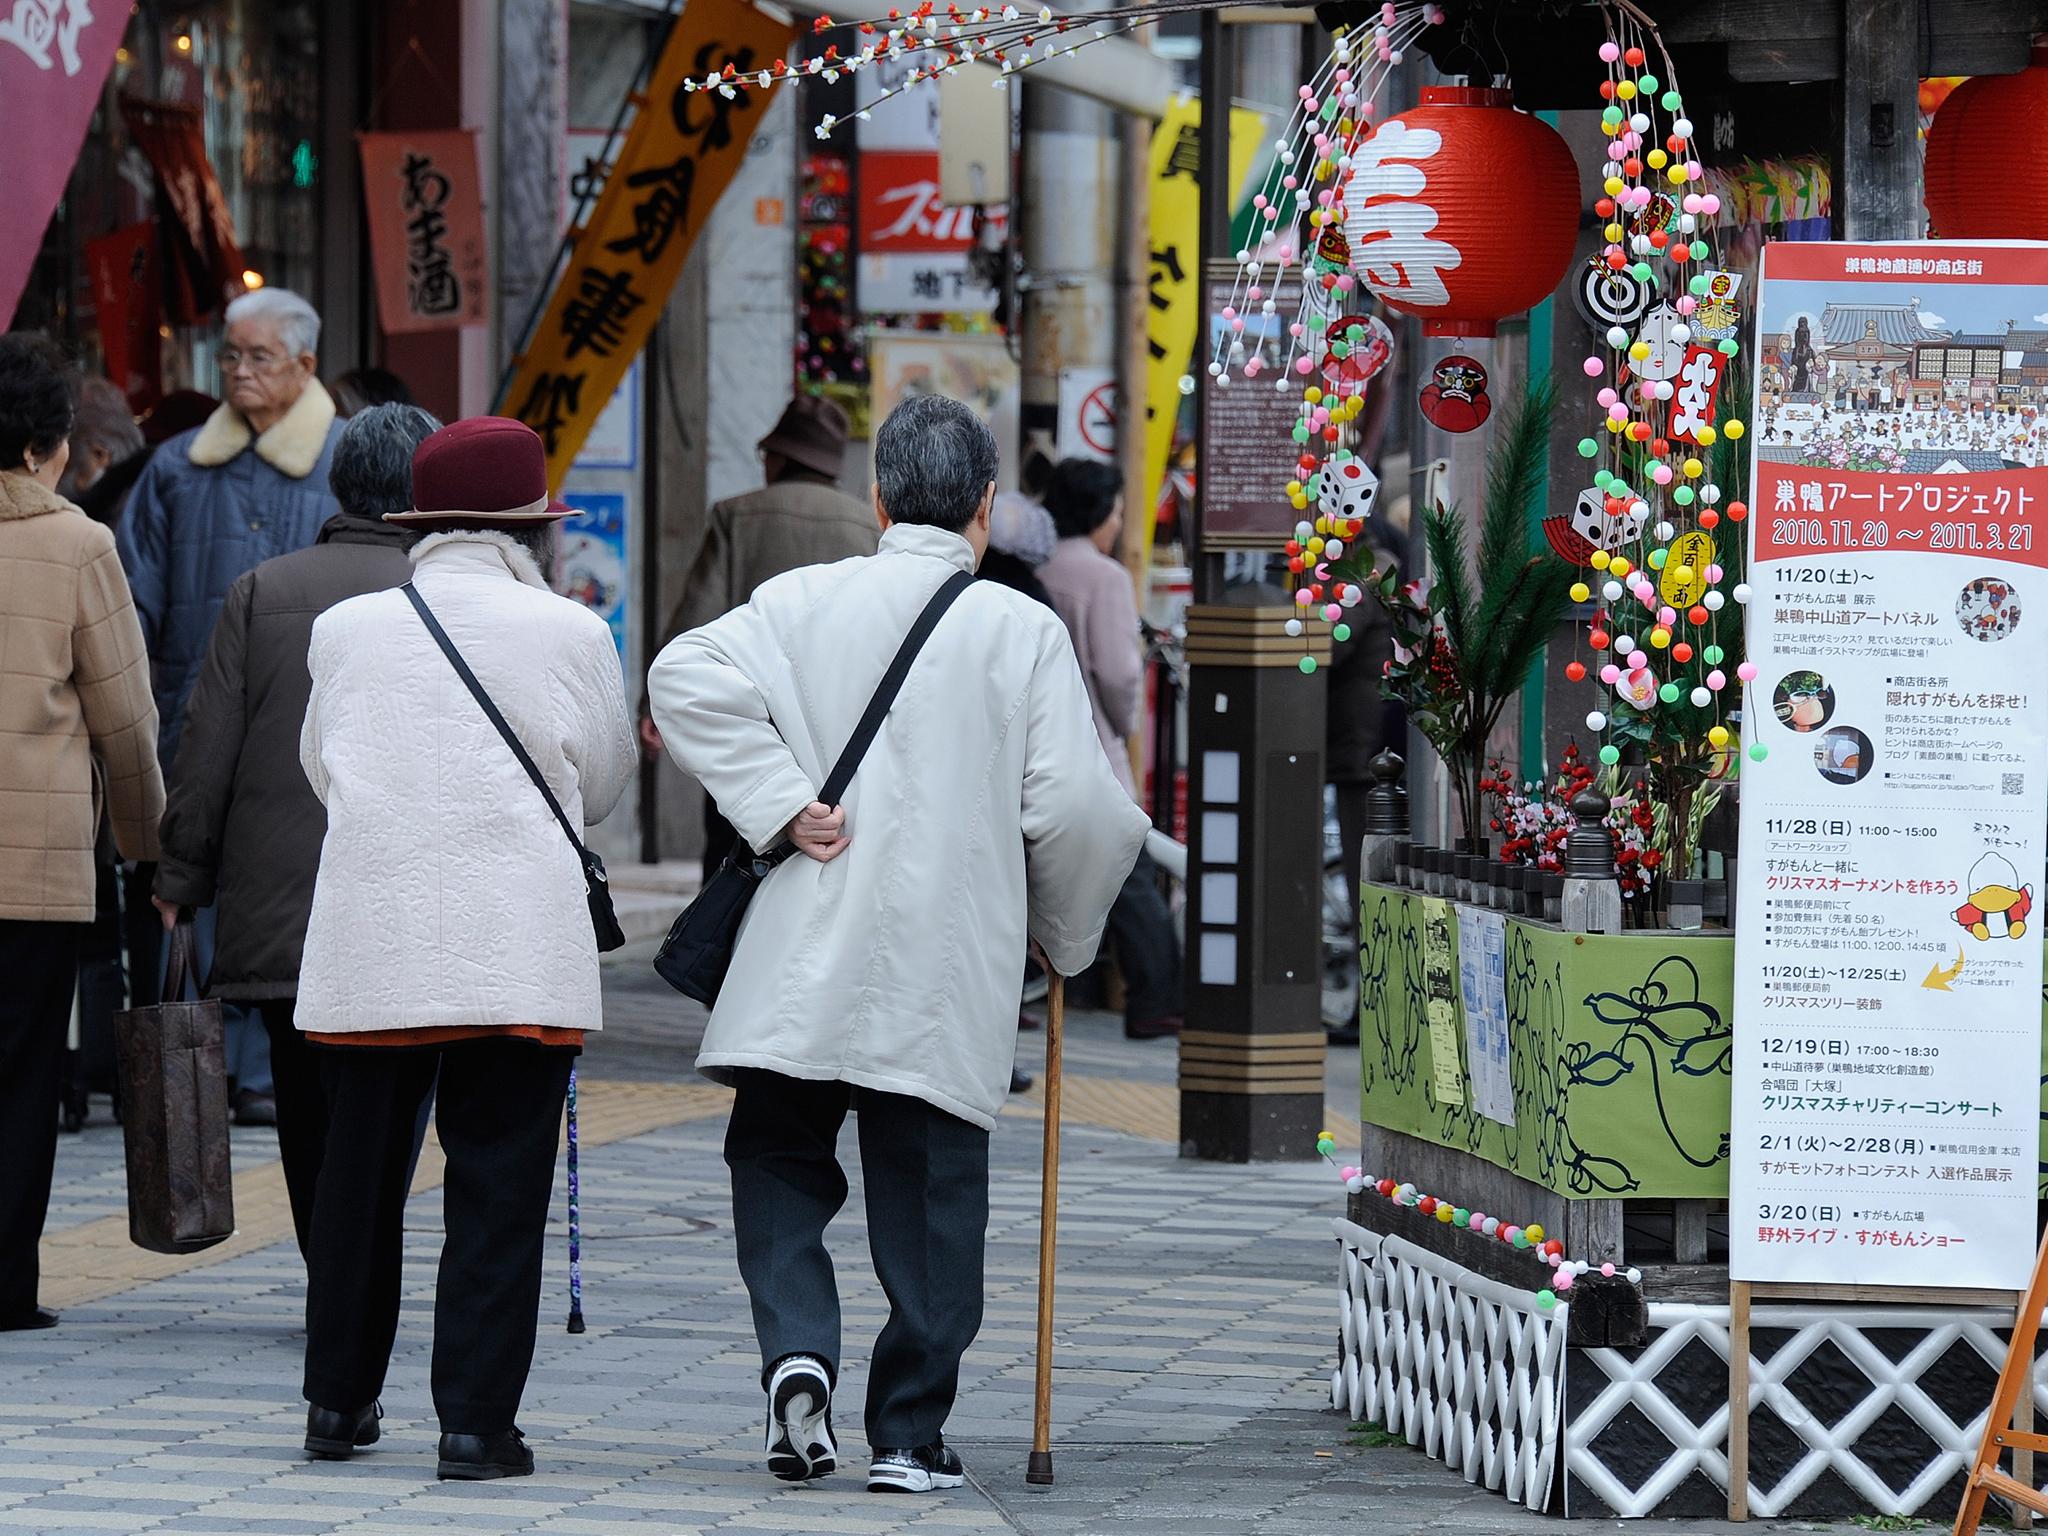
[1318,1130,1641,1310]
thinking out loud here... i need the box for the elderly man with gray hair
[650,394,1148,1495]
[120,286,345,1123]
[152,403,440,1256]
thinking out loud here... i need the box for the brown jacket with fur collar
[0,472,163,920]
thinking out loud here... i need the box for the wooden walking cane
[1027,972,1065,1486]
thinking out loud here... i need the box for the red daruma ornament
[1926,44,2048,238]
[1420,354,1491,433]
[1343,87,1579,338]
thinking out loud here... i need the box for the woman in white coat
[293,418,634,1482]
[649,394,1147,1494]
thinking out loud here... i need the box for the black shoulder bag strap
[653,568,976,1002]
[822,567,976,807]
[403,582,589,855]
[749,567,977,872]
[402,582,626,950]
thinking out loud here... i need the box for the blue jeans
[189,904,272,1096]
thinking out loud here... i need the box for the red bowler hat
[385,416,568,526]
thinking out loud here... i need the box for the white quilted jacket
[296,532,636,1034]
[648,522,1149,1130]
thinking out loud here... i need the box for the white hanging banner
[1731,239,2048,1291]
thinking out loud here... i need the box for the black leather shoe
[438,1428,534,1480]
[304,1401,381,1460]
[0,1307,57,1332]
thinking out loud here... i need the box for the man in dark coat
[153,403,440,1256]
[121,289,345,1122]
[640,395,878,883]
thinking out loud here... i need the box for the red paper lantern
[1342,86,1579,338]
[1926,47,2048,238]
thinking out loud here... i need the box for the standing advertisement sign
[1731,240,2048,1294]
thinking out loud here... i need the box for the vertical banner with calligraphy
[124,99,248,324]
[86,222,162,411]
[1732,240,2048,1292]
[360,131,489,333]
[1142,96,1263,555]
[499,0,795,489]
[0,0,127,324]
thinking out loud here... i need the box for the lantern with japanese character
[1925,46,2048,240]
[1342,86,1579,337]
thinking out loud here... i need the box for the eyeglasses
[219,347,288,374]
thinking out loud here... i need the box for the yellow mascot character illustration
[1953,851,2033,941]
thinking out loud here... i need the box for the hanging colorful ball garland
[1202,6,1449,672]
[1316,1131,1640,1309]
[1546,8,1756,771]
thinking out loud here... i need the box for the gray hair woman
[153,401,441,1259]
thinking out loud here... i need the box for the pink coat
[1038,536,1143,801]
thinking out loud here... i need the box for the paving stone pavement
[10,965,1860,1535]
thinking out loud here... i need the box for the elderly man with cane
[650,394,1146,1493]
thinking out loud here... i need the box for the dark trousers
[1104,852,1182,1027]
[255,1001,329,1261]
[303,1039,573,1434]
[726,1068,990,1449]
[0,920,85,1319]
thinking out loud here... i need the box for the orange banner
[499,0,795,489]
[359,130,489,334]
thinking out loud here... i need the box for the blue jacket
[118,381,342,766]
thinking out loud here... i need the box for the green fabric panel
[1361,884,2048,1197]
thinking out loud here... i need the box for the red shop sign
[857,150,1006,254]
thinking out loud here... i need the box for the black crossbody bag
[653,569,975,1003]
[404,582,627,953]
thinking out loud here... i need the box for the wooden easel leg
[2017,1384,2035,1534]
[1728,1280,1751,1522]
[1955,1230,2048,1536]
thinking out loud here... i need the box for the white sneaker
[867,1439,965,1493]
[764,1355,837,1482]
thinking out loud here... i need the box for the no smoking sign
[1058,368,1118,462]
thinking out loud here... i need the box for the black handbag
[405,582,627,953]
[654,569,975,1003]
[113,921,234,1254]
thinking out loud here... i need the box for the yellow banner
[1141,95,1263,555]
[499,0,796,489]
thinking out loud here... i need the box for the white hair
[224,287,321,359]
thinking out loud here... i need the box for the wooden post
[1838,0,1923,240]
[1674,1200,1711,1265]
[1027,976,1066,1485]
